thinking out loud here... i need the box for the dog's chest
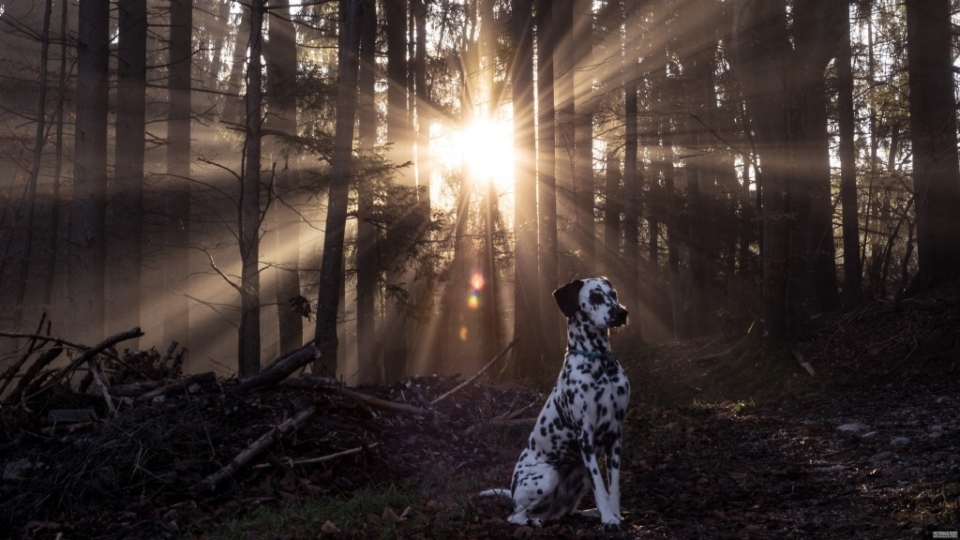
[556,354,629,428]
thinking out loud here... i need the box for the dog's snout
[610,305,628,326]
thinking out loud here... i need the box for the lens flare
[468,292,480,309]
[459,326,469,341]
[470,272,485,291]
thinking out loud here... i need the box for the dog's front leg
[608,435,623,520]
[578,430,620,530]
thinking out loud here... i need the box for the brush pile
[0,326,535,539]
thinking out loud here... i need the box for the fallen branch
[110,379,166,398]
[88,359,117,416]
[157,341,178,369]
[4,346,62,405]
[191,406,317,493]
[0,314,49,396]
[465,417,537,435]
[287,442,380,466]
[136,371,216,402]
[340,387,432,416]
[230,344,318,395]
[431,332,523,406]
[25,327,144,400]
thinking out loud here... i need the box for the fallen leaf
[320,520,339,534]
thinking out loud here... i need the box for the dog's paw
[602,520,622,532]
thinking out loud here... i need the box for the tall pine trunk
[238,0,265,377]
[113,0,147,347]
[511,0,541,375]
[905,0,960,288]
[315,0,363,374]
[69,0,110,344]
[355,0,379,382]
[164,0,193,354]
[837,4,861,307]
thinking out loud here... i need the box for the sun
[458,118,515,190]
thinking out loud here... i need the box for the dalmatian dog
[481,277,630,531]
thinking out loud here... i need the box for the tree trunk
[537,0,561,360]
[555,0,576,283]
[164,0,193,355]
[905,0,960,289]
[113,0,147,349]
[14,0,54,332]
[621,8,640,317]
[355,0,379,383]
[383,0,410,383]
[837,5,861,308]
[314,0,362,376]
[69,0,110,344]
[238,0,265,378]
[573,0,594,275]
[266,0,303,356]
[511,0,541,376]
[43,0,69,309]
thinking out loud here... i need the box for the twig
[0,314,48,395]
[431,332,523,406]
[88,359,117,416]
[191,406,317,493]
[286,442,380,466]
[4,346,62,405]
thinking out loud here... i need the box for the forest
[0,0,958,379]
[1,0,959,538]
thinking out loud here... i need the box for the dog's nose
[611,306,628,326]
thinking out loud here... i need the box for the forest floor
[2,287,959,539]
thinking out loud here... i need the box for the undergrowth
[201,463,482,540]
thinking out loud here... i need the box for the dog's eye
[589,292,604,305]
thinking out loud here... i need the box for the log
[340,387,432,417]
[191,406,317,493]
[110,379,166,398]
[88,359,117,416]
[431,332,523,406]
[136,371,216,402]
[230,344,318,395]
[157,340,178,369]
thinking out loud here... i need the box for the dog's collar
[566,349,616,361]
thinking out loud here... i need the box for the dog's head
[553,277,628,329]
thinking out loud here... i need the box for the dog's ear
[553,280,584,318]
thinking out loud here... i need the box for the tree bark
[837,5,861,308]
[905,0,960,289]
[537,0,561,360]
[512,0,541,376]
[69,0,110,344]
[314,0,363,376]
[113,0,148,349]
[355,0,379,383]
[266,0,303,356]
[573,0,594,275]
[238,0,265,378]
[164,0,193,354]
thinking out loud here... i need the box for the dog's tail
[479,488,511,498]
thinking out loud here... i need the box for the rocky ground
[1,290,958,539]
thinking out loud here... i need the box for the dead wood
[191,406,317,494]
[136,371,216,402]
[4,346,62,405]
[340,387,432,416]
[110,379,166,397]
[0,314,49,396]
[288,442,380,466]
[25,327,144,400]
[88,359,117,416]
[157,341,178,369]
[230,344,317,395]
[431,332,523,406]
